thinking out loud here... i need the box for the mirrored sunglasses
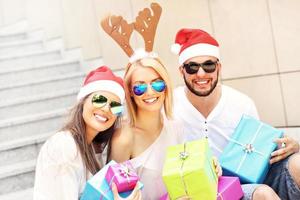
[91,94,123,116]
[133,80,166,96]
[183,60,218,74]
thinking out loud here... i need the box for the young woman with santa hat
[33,66,142,200]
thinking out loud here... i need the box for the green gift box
[162,138,218,200]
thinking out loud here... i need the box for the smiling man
[172,28,300,200]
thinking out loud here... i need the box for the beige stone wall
[215,0,300,127]
[0,0,26,26]
[1,0,299,127]
[94,0,300,127]
[0,0,62,38]
[26,0,63,38]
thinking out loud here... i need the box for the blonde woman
[110,57,185,199]
[101,4,221,199]
[33,66,142,200]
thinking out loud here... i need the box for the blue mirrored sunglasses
[133,80,166,96]
[91,94,123,116]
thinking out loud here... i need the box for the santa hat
[171,28,220,65]
[77,66,125,103]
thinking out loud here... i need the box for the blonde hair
[124,57,173,126]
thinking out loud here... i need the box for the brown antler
[134,3,162,52]
[101,15,134,57]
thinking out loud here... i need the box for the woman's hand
[270,135,300,164]
[112,183,142,200]
[212,156,222,177]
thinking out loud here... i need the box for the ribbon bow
[118,163,135,183]
[243,143,254,153]
[179,143,189,197]
[179,151,189,160]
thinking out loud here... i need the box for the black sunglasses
[91,94,123,116]
[183,60,218,74]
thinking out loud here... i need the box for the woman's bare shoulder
[111,122,135,161]
[114,122,134,143]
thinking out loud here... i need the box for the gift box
[105,161,139,193]
[80,160,143,200]
[220,115,283,184]
[217,176,243,200]
[162,138,218,200]
[159,193,169,200]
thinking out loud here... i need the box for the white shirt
[33,131,93,200]
[173,85,259,157]
[130,118,184,200]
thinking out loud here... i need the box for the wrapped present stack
[80,160,143,200]
[162,138,218,200]
[217,176,243,200]
[220,115,283,184]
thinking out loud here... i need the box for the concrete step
[0,36,64,57]
[0,159,35,195]
[0,188,33,200]
[0,132,52,167]
[0,39,44,56]
[0,72,84,99]
[0,31,28,43]
[0,29,44,45]
[0,108,68,143]
[0,49,63,69]
[0,88,78,119]
[0,59,81,85]
[0,22,43,44]
[0,20,28,35]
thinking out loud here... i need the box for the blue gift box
[219,115,283,184]
[80,160,143,200]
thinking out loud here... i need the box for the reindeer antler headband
[101,3,162,63]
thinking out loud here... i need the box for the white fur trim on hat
[129,48,158,63]
[179,43,220,65]
[171,43,181,55]
[77,80,125,103]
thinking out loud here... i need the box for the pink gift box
[159,193,169,200]
[217,176,244,200]
[105,161,139,193]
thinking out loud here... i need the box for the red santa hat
[171,28,220,65]
[77,66,125,103]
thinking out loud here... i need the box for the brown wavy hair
[62,97,120,176]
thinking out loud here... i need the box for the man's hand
[270,135,300,164]
[213,156,222,177]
